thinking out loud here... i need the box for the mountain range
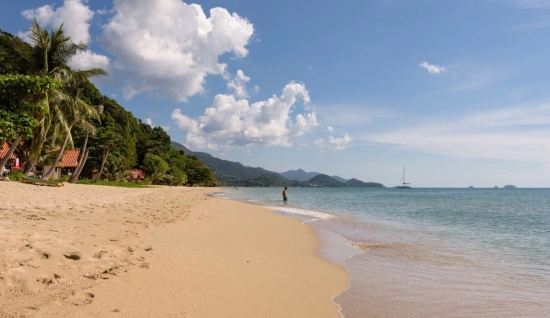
[278,169,349,183]
[171,141,383,188]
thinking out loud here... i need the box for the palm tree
[0,18,107,175]
[42,75,102,180]
[68,105,103,183]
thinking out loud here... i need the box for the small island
[503,185,517,189]
[468,186,474,189]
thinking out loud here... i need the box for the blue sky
[2,0,550,187]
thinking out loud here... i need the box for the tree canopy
[0,24,216,186]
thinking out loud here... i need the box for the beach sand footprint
[72,292,94,306]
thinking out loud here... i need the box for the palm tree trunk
[50,129,57,148]
[42,128,71,180]
[69,149,88,183]
[68,131,89,183]
[23,132,41,175]
[94,149,109,181]
[24,116,52,175]
[0,136,21,176]
[77,130,89,165]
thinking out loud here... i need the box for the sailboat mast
[403,166,406,185]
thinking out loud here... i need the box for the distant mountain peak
[279,169,319,182]
[331,175,348,183]
[171,142,384,188]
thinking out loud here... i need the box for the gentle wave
[265,206,334,219]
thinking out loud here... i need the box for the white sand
[0,182,347,317]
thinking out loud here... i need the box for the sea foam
[265,206,334,219]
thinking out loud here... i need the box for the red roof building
[60,149,80,167]
[0,142,18,160]
[1,142,22,173]
[127,169,146,180]
[41,149,81,180]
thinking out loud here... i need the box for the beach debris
[63,252,81,260]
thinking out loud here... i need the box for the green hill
[345,178,384,188]
[171,141,291,186]
[308,174,345,187]
[171,142,385,188]
[279,169,319,181]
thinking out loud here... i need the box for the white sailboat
[397,166,412,189]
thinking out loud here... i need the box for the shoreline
[0,182,348,317]
[212,190,366,318]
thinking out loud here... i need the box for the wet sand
[0,182,347,317]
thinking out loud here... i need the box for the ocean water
[219,187,550,317]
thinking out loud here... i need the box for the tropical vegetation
[0,21,216,186]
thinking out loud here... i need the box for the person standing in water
[282,187,288,201]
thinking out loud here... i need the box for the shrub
[6,171,25,181]
[76,178,146,188]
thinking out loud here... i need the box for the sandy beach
[0,182,347,318]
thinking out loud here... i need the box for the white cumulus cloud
[171,81,317,150]
[419,61,446,74]
[327,126,334,132]
[102,0,254,102]
[22,0,95,44]
[70,50,110,71]
[227,70,251,98]
[329,133,353,150]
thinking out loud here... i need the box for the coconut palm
[0,18,107,175]
[42,76,102,180]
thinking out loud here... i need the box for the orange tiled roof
[0,142,17,160]
[127,169,146,179]
[60,149,80,167]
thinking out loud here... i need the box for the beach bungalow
[0,142,22,174]
[127,169,146,181]
[41,149,81,180]
[91,167,108,180]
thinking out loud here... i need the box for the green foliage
[143,153,169,175]
[105,156,131,181]
[0,74,59,143]
[76,178,147,188]
[169,165,187,186]
[137,122,171,163]
[185,156,216,186]
[0,109,37,143]
[0,24,216,187]
[0,74,60,100]
[6,171,25,181]
[59,175,69,182]
[0,30,32,74]
[74,88,215,186]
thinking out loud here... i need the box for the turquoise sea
[219,187,550,317]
